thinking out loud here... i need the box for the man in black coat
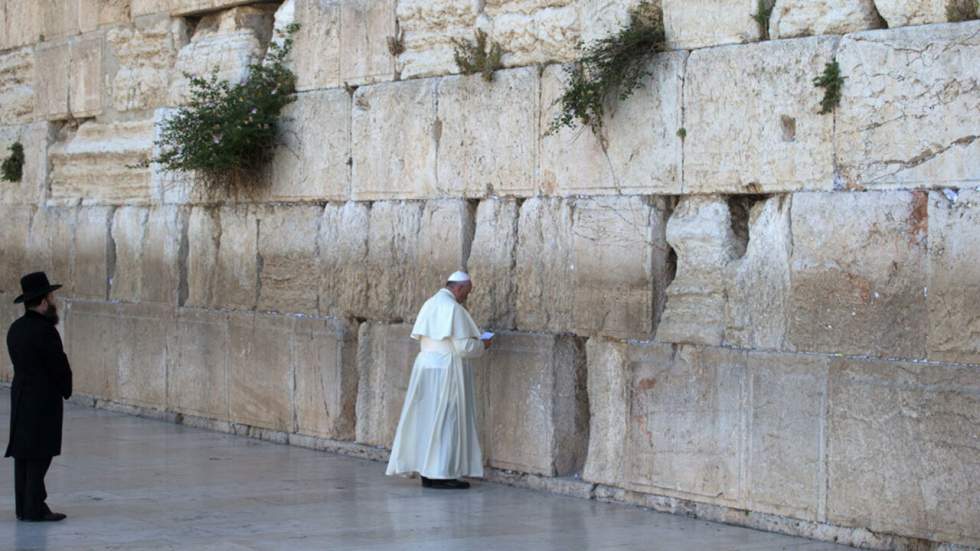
[5,272,72,522]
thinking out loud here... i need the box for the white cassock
[385,288,485,479]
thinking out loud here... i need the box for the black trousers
[14,457,53,520]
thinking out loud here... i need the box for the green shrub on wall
[1,142,24,182]
[946,0,979,22]
[814,60,844,115]
[548,2,666,143]
[751,0,775,40]
[150,24,300,193]
[453,30,504,83]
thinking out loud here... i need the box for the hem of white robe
[386,466,484,480]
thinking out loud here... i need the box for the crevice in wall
[208,207,223,307]
[105,206,118,302]
[726,195,769,259]
[254,214,263,310]
[177,207,190,307]
[462,198,479,270]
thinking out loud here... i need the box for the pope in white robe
[385,271,491,489]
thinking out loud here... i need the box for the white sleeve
[453,337,485,359]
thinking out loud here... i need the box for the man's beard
[44,303,59,325]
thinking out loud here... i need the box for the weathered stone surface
[0,47,35,124]
[256,205,321,314]
[577,0,656,47]
[318,202,370,318]
[788,191,928,358]
[41,0,81,40]
[26,206,77,296]
[340,0,397,85]
[481,0,580,67]
[168,6,275,105]
[185,206,258,310]
[113,302,174,409]
[351,79,438,200]
[873,0,975,26]
[397,0,482,79]
[927,190,980,365]
[106,16,183,113]
[2,0,41,50]
[769,0,883,39]
[467,198,518,330]
[73,207,113,301]
[684,37,837,194]
[657,196,740,346]
[263,89,350,201]
[293,317,358,440]
[168,308,230,420]
[292,0,341,91]
[354,322,415,447]
[184,207,219,307]
[170,0,266,16]
[0,123,50,206]
[515,197,573,333]
[0,206,32,295]
[64,301,116,399]
[475,332,587,476]
[746,351,829,521]
[49,119,154,205]
[582,338,628,486]
[540,54,684,196]
[573,196,670,340]
[132,0,172,17]
[835,23,980,190]
[34,42,71,121]
[436,68,538,197]
[663,0,760,49]
[723,195,793,350]
[110,206,183,303]
[79,0,132,33]
[228,312,293,431]
[828,358,980,545]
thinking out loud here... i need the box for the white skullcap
[447,271,471,282]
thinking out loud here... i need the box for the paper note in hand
[481,331,495,340]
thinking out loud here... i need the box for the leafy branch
[1,142,24,182]
[813,60,844,115]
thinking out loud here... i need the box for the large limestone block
[927,190,980,365]
[168,308,230,420]
[874,0,977,26]
[113,302,174,409]
[0,206,32,295]
[340,0,397,85]
[0,122,50,206]
[684,37,837,194]
[263,89,350,201]
[110,206,183,303]
[49,119,154,205]
[351,79,438,200]
[481,0,580,67]
[354,322,415,447]
[769,0,883,39]
[73,207,113,301]
[132,0,171,17]
[572,196,670,340]
[657,196,740,346]
[170,0,269,16]
[788,191,927,358]
[0,47,35,124]
[293,317,358,440]
[397,0,482,79]
[79,0,132,33]
[168,6,275,105]
[228,312,293,431]
[663,0,760,49]
[436,68,539,197]
[539,54,684,196]
[476,332,587,476]
[64,301,116,399]
[41,0,81,40]
[291,0,340,91]
[835,23,980,190]
[185,206,258,310]
[256,205,321,315]
[515,197,574,333]
[723,195,793,350]
[106,16,183,113]
[318,202,369,318]
[467,198,518,330]
[34,42,71,121]
[827,358,980,545]
[582,338,629,486]
[746,351,829,521]
[184,207,219,307]
[2,0,41,50]
[26,206,77,296]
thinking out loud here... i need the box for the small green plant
[453,30,503,82]
[150,23,300,193]
[1,142,25,182]
[946,0,979,21]
[813,60,844,115]
[676,128,687,140]
[751,0,775,40]
[549,2,666,140]
[386,28,405,57]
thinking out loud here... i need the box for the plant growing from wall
[453,30,504,82]
[947,0,979,21]
[149,23,300,193]
[813,60,844,115]
[548,2,666,141]
[1,142,24,182]
[751,0,775,40]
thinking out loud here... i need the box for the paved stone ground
[0,395,858,551]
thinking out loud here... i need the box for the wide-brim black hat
[13,272,62,304]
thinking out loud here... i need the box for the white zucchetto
[447,271,471,282]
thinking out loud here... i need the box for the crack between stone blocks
[177,207,190,307]
[829,37,842,191]
[105,206,118,302]
[254,212,263,311]
[679,52,689,195]
[209,208,223,308]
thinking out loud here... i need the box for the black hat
[14,272,62,304]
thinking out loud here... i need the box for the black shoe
[24,512,66,522]
[421,476,434,488]
[425,478,470,490]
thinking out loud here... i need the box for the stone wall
[1,0,978,548]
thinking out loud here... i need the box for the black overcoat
[4,310,72,459]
